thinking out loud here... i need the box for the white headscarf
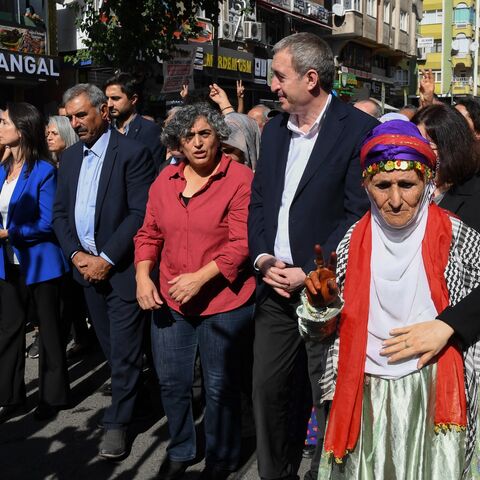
[365,182,439,379]
[223,113,260,170]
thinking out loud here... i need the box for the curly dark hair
[412,103,480,187]
[161,103,230,151]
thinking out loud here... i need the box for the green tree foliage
[66,0,220,70]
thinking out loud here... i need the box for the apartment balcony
[453,54,473,67]
[452,77,473,95]
[420,52,441,69]
[419,24,442,39]
[332,10,364,37]
[453,24,474,37]
[454,0,473,6]
[380,24,392,47]
[423,0,442,9]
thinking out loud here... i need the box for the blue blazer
[0,160,69,285]
[248,96,379,287]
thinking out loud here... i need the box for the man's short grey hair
[249,104,271,121]
[63,83,107,111]
[161,103,231,151]
[273,33,335,92]
[354,98,382,119]
[164,106,182,125]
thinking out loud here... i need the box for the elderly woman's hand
[304,244,338,308]
[380,320,455,368]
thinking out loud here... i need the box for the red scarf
[324,204,467,461]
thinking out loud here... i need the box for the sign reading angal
[0,50,59,77]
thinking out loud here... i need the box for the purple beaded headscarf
[360,120,437,179]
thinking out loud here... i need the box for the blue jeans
[152,303,254,470]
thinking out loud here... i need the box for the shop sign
[418,37,434,48]
[332,80,354,96]
[254,57,268,84]
[193,47,204,71]
[261,0,330,26]
[0,25,46,55]
[340,72,357,87]
[370,80,391,98]
[306,3,330,25]
[343,66,372,79]
[293,0,307,14]
[162,48,195,94]
[263,0,293,9]
[267,59,273,86]
[204,53,252,74]
[0,50,59,77]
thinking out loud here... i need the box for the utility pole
[211,7,219,83]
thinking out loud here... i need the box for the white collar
[286,94,332,136]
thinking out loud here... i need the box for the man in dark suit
[248,33,378,480]
[104,72,163,171]
[53,84,155,459]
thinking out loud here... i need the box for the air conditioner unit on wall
[243,21,264,41]
[218,20,235,41]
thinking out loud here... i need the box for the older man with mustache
[52,83,155,459]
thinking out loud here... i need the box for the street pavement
[0,331,310,480]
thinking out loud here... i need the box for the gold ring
[404,340,409,349]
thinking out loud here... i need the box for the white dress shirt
[0,176,19,264]
[273,95,332,265]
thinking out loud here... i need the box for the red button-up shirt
[134,154,255,316]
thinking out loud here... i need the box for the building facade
[326,0,421,106]
[0,0,61,111]
[418,0,479,98]
[56,0,420,112]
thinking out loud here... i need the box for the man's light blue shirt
[74,129,114,264]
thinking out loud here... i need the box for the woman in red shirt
[134,103,255,480]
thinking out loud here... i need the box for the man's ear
[100,103,109,120]
[305,69,320,92]
[130,94,139,107]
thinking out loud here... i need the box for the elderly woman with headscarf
[222,113,260,170]
[298,120,480,479]
[208,83,261,170]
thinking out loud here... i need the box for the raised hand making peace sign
[304,244,338,308]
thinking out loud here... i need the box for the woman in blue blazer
[0,102,70,422]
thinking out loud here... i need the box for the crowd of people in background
[1,31,480,480]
